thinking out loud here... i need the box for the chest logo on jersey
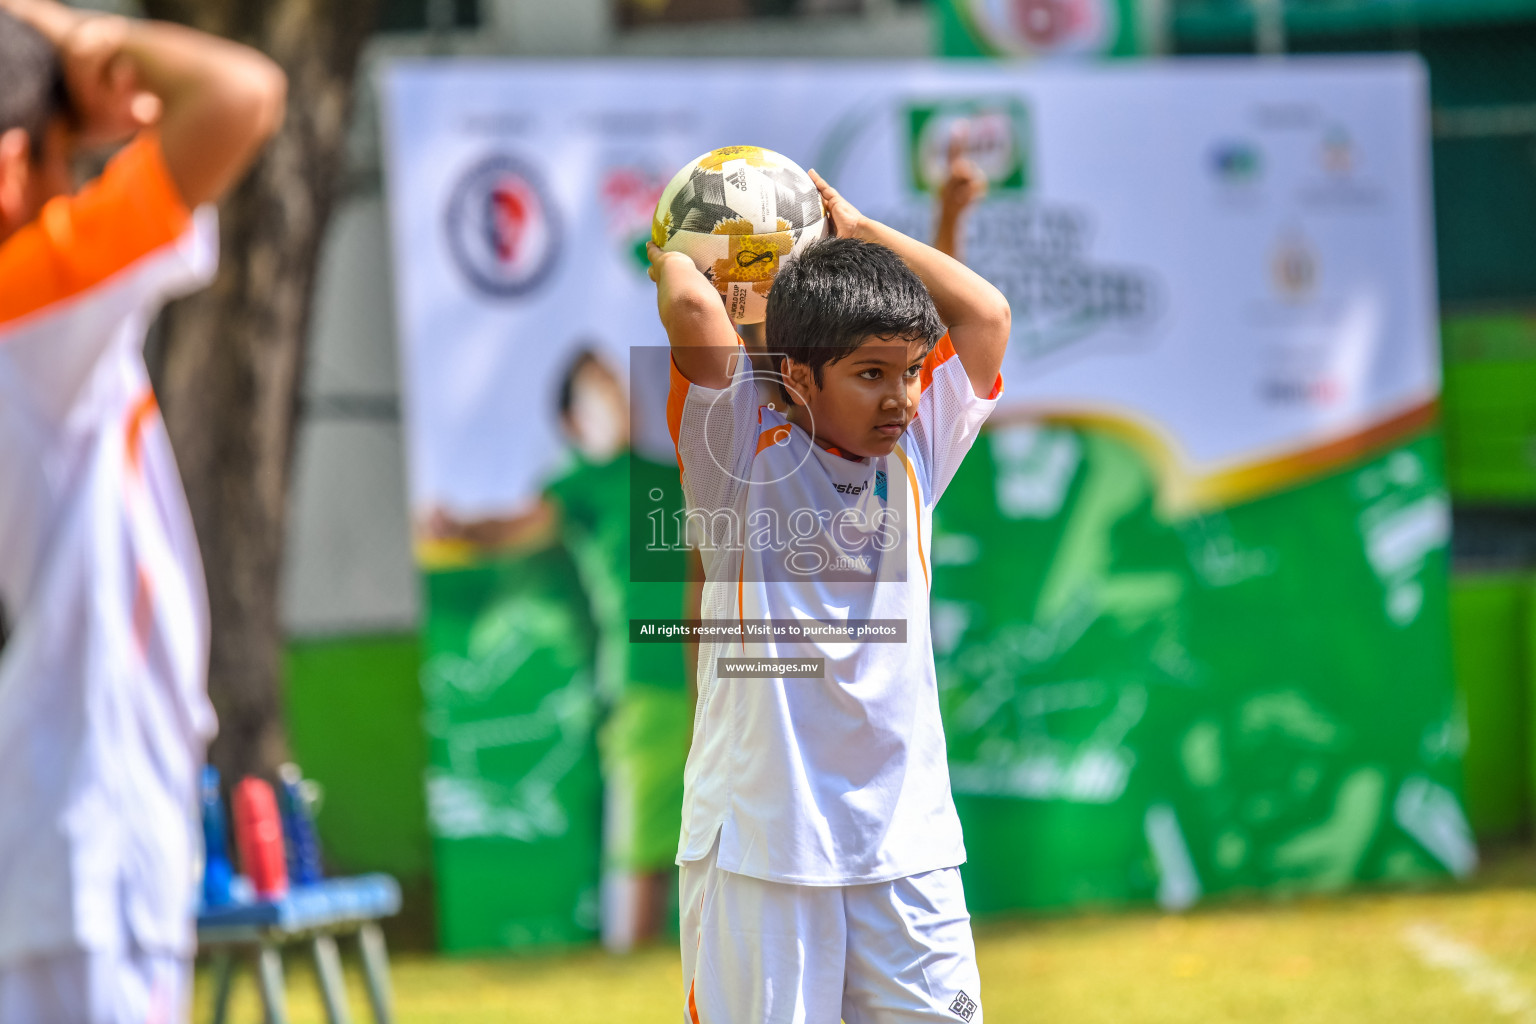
[832,470,888,502]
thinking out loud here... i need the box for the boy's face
[561,360,630,461]
[784,335,930,459]
[0,119,73,245]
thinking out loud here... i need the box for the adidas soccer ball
[651,146,826,325]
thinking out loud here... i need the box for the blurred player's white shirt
[669,337,1002,884]
[0,136,218,962]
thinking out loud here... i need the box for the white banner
[382,57,1438,527]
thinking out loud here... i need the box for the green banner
[420,546,604,952]
[415,450,693,953]
[932,426,1470,911]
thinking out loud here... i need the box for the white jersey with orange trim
[0,135,218,962]
[669,335,1003,885]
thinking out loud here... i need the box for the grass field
[198,848,1536,1023]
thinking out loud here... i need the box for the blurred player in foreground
[648,165,1010,1021]
[0,2,283,1020]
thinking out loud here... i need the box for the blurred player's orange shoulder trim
[0,132,191,327]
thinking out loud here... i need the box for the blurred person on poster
[933,124,988,263]
[422,345,693,952]
[650,160,1009,1022]
[0,2,284,1021]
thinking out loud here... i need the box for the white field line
[1402,923,1536,1020]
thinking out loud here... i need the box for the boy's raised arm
[648,240,741,390]
[2,0,285,208]
[809,169,1010,400]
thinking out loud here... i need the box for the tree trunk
[142,0,379,782]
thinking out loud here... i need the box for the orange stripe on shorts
[132,563,155,659]
[125,390,159,476]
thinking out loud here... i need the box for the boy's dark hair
[0,10,68,158]
[556,345,604,420]
[765,236,946,405]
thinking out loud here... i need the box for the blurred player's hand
[938,125,987,219]
[58,14,162,148]
[808,169,866,240]
[932,123,988,260]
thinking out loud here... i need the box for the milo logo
[906,98,1030,195]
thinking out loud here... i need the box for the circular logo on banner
[963,0,1116,57]
[445,154,562,298]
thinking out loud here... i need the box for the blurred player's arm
[932,127,987,263]
[2,0,285,207]
[647,241,740,390]
[419,498,559,554]
[809,169,1009,400]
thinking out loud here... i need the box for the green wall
[1451,573,1533,839]
[1442,315,1536,502]
[284,634,432,886]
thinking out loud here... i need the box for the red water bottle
[233,777,289,899]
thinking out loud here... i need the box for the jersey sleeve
[0,134,218,424]
[906,334,1004,507]
[665,345,760,532]
[0,131,216,328]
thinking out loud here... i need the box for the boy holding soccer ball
[648,167,1009,1023]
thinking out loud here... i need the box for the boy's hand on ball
[647,241,695,283]
[808,169,865,240]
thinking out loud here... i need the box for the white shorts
[0,948,189,1024]
[680,841,982,1024]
